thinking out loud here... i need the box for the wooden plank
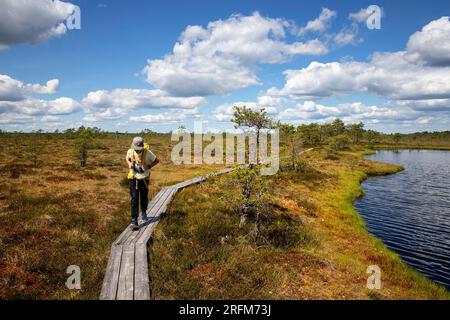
[162,187,178,205]
[100,167,238,300]
[123,227,142,245]
[174,178,197,188]
[146,187,173,216]
[112,224,134,246]
[173,177,204,190]
[136,219,159,245]
[130,192,169,244]
[156,189,177,214]
[171,181,187,190]
[116,244,135,300]
[145,188,167,217]
[116,227,137,247]
[216,167,235,174]
[99,245,123,300]
[134,244,150,300]
[113,188,167,246]
[121,188,174,246]
[136,188,177,244]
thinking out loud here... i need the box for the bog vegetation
[0,111,449,299]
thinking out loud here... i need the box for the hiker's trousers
[129,178,149,220]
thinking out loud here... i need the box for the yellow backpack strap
[142,149,147,165]
[127,148,136,180]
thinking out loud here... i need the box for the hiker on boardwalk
[126,137,160,230]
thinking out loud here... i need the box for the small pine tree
[279,124,303,171]
[393,133,402,145]
[74,126,94,167]
[231,106,273,163]
[219,165,272,241]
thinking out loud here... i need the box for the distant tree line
[0,116,448,149]
[229,105,450,164]
[294,120,450,148]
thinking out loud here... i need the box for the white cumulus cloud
[0,97,81,116]
[129,108,201,124]
[297,8,337,36]
[278,101,422,125]
[29,79,60,94]
[407,16,450,66]
[349,6,384,23]
[0,74,59,101]
[211,101,278,122]
[0,0,77,49]
[82,88,207,121]
[0,74,79,122]
[142,12,328,97]
[333,26,359,46]
[269,17,450,105]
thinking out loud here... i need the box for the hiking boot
[141,212,149,222]
[130,218,139,230]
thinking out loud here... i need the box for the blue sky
[1,0,450,133]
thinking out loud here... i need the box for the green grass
[150,178,316,299]
[332,166,449,299]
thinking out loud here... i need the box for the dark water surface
[354,150,450,289]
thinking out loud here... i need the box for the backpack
[127,143,150,179]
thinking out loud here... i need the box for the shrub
[194,214,236,248]
[323,133,351,159]
[296,197,318,217]
[218,165,273,241]
[259,216,306,248]
[323,144,338,160]
[329,133,351,151]
[74,127,94,167]
[294,158,310,173]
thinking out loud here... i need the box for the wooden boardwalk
[100,168,234,300]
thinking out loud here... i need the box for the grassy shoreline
[349,148,450,298]
[150,147,449,299]
[305,148,448,299]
